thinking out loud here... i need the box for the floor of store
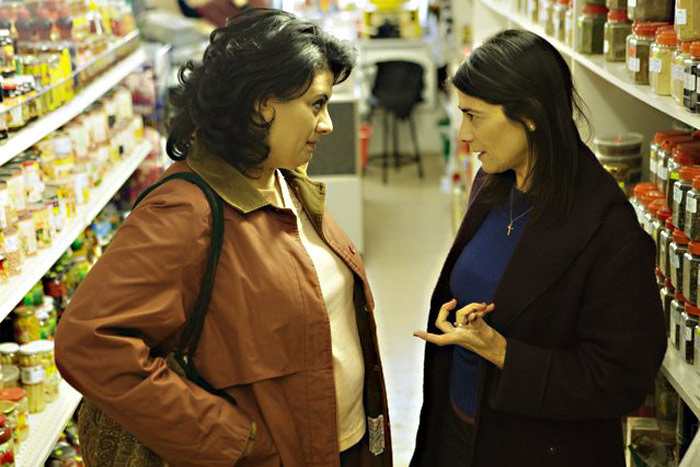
[361,153,452,466]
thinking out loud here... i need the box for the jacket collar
[186,141,326,228]
[443,144,629,332]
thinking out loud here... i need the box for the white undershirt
[277,172,367,451]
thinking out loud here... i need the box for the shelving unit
[0,32,145,166]
[472,1,700,464]
[16,380,82,466]
[0,140,152,321]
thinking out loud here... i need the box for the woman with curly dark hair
[55,9,391,467]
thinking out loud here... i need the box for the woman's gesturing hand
[413,299,507,369]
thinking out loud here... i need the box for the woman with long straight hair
[412,29,666,467]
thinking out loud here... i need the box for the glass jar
[682,302,700,364]
[12,307,38,345]
[668,144,700,207]
[676,0,700,42]
[1,228,21,277]
[651,132,689,186]
[683,241,700,303]
[0,365,18,391]
[0,401,17,451]
[657,135,697,194]
[644,199,665,236]
[16,211,36,258]
[565,2,575,46]
[695,324,700,374]
[628,0,673,21]
[650,30,678,95]
[658,208,674,267]
[628,22,667,84]
[594,133,644,191]
[632,182,659,223]
[18,342,45,414]
[539,0,555,35]
[0,414,13,466]
[0,388,28,444]
[607,0,626,9]
[0,182,10,231]
[528,0,539,24]
[671,293,687,350]
[686,175,700,241]
[578,3,608,54]
[661,281,676,337]
[1,167,25,213]
[554,0,569,41]
[0,345,18,367]
[674,166,700,231]
[670,229,691,291]
[36,340,58,403]
[640,190,665,229]
[674,42,693,104]
[684,42,700,112]
[605,10,632,61]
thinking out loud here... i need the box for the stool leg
[409,113,424,179]
[393,113,400,170]
[382,109,389,184]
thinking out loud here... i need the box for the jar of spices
[0,345,18,367]
[673,166,700,231]
[650,30,678,95]
[670,228,691,291]
[661,281,676,337]
[683,241,700,303]
[0,388,29,444]
[668,143,700,206]
[645,198,666,236]
[16,211,36,258]
[685,175,700,240]
[628,0,673,21]
[652,132,689,186]
[18,342,45,414]
[676,0,700,41]
[674,42,694,104]
[36,340,58,403]
[671,293,688,350]
[657,206,673,263]
[0,182,10,231]
[628,22,668,84]
[682,302,700,364]
[554,0,569,41]
[528,0,539,24]
[684,42,700,112]
[565,1,575,46]
[632,182,659,223]
[605,10,632,61]
[657,135,697,194]
[641,190,665,229]
[578,4,608,54]
[1,228,22,277]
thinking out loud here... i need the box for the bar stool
[366,60,425,184]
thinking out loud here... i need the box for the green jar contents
[650,30,678,95]
[605,10,632,61]
[673,166,700,231]
[660,218,677,284]
[578,4,608,54]
[682,302,700,364]
[651,131,690,186]
[674,42,694,104]
[683,241,700,304]
[657,135,697,195]
[628,0,673,21]
[685,175,700,241]
[684,41,700,112]
[671,293,688,350]
[675,0,700,42]
[628,22,666,84]
[553,0,569,41]
[668,142,700,208]
[661,280,676,337]
[670,228,691,292]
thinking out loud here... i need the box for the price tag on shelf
[677,9,688,25]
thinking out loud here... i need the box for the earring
[527,122,536,132]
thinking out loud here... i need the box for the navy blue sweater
[448,189,531,419]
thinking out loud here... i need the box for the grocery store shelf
[660,346,700,419]
[0,46,146,166]
[16,380,82,466]
[0,140,152,320]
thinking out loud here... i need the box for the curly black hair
[166,8,357,175]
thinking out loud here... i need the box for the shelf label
[629,57,641,73]
[20,365,44,385]
[685,72,696,91]
[677,9,688,25]
[689,196,698,213]
[650,58,663,74]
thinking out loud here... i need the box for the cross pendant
[507,223,513,236]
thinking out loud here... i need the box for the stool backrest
[371,61,424,119]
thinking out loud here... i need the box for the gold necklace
[508,186,533,236]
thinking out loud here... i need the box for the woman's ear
[255,98,275,124]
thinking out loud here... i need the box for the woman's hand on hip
[413,300,507,369]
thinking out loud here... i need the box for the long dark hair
[166,8,356,175]
[452,29,589,224]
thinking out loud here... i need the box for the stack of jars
[578,3,609,54]
[656,133,700,196]
[650,131,691,184]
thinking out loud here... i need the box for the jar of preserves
[628,0,673,21]
[671,293,687,350]
[0,345,18,367]
[661,281,676,337]
[1,229,22,276]
[670,228,691,291]
[0,388,28,444]
[604,10,632,61]
[674,166,700,231]
[676,0,700,41]
[628,22,668,84]
[18,342,45,414]
[554,0,569,42]
[578,4,608,54]
[683,241,700,303]
[675,42,694,104]
[0,414,14,466]
[684,42,700,112]
[650,30,678,95]
[36,340,58,403]
[13,307,39,345]
[0,401,17,450]
[682,302,700,364]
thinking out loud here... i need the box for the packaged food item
[628,0,673,21]
[13,307,39,345]
[539,0,556,35]
[0,414,14,467]
[683,241,700,303]
[16,211,37,257]
[593,133,644,191]
[18,342,45,413]
[631,182,659,222]
[657,134,697,194]
[661,280,676,336]
[628,22,669,84]
[674,42,694,104]
[684,41,700,112]
[1,229,22,276]
[604,10,632,61]
[673,166,700,232]
[565,1,575,46]
[0,388,28,445]
[670,229,691,292]
[644,199,665,237]
[671,293,687,350]
[650,30,678,95]
[682,302,700,364]
[0,345,18,367]
[0,366,19,391]
[685,175,700,241]
[36,340,59,403]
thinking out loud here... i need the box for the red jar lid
[667,218,676,229]
[693,175,700,190]
[666,279,676,291]
[0,387,27,403]
[673,142,700,164]
[686,302,700,316]
[662,135,696,153]
[633,21,670,37]
[690,241,700,256]
[674,228,691,244]
[658,205,672,222]
[607,9,628,21]
[649,198,665,215]
[691,41,700,57]
[633,182,658,197]
[642,191,665,206]
[658,31,678,46]
[676,292,688,302]
[680,166,700,181]
[583,3,608,15]
[655,131,690,144]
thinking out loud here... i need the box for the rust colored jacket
[55,147,392,466]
